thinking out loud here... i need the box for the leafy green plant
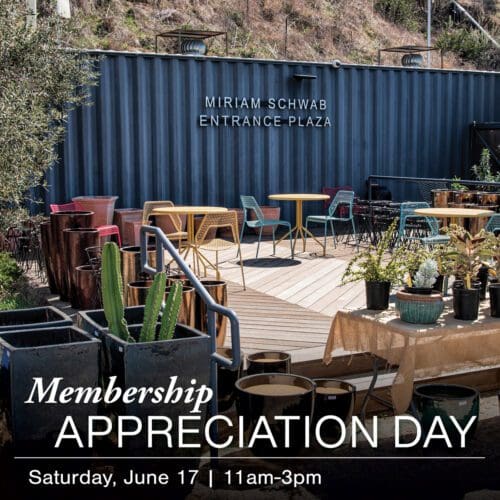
[451,176,469,191]
[436,25,490,63]
[471,148,500,190]
[0,1,99,230]
[375,0,422,31]
[444,225,491,288]
[483,232,500,277]
[342,219,407,284]
[100,242,183,342]
[0,252,22,299]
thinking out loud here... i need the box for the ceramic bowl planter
[365,281,391,310]
[235,373,315,456]
[453,283,480,321]
[0,306,72,332]
[0,326,100,450]
[313,379,356,441]
[413,384,479,445]
[246,351,291,375]
[72,195,118,227]
[396,290,444,324]
[490,282,500,318]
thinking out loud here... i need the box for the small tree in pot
[484,232,500,317]
[445,226,490,320]
[342,219,406,310]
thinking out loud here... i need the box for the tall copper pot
[195,280,228,347]
[74,265,102,310]
[63,228,100,305]
[50,211,94,301]
[165,285,196,328]
[39,221,58,293]
[431,189,452,208]
[120,246,157,305]
[127,280,153,307]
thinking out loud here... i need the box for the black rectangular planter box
[106,323,211,454]
[0,306,72,332]
[0,326,100,451]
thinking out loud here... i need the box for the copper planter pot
[50,211,94,301]
[431,189,452,208]
[120,246,157,306]
[39,221,58,293]
[74,265,102,310]
[196,280,228,347]
[127,280,153,307]
[453,191,477,204]
[166,285,196,328]
[476,192,500,207]
[63,228,100,305]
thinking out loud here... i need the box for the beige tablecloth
[323,301,500,413]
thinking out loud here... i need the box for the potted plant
[445,226,490,320]
[0,305,72,332]
[82,242,211,453]
[341,219,405,310]
[396,259,444,324]
[484,232,500,317]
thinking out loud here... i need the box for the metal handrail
[139,225,241,455]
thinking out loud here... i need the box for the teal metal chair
[397,202,450,246]
[240,195,293,258]
[485,214,500,234]
[305,190,357,250]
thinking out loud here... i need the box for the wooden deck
[193,235,364,362]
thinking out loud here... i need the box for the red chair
[50,202,122,246]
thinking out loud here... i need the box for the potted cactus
[396,259,444,324]
[78,242,211,452]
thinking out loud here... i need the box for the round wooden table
[414,207,494,226]
[152,206,227,273]
[268,193,330,255]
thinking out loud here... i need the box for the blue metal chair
[239,195,293,258]
[305,190,357,250]
[397,202,450,246]
[485,214,500,234]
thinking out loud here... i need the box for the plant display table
[268,193,330,255]
[414,207,494,225]
[323,301,500,414]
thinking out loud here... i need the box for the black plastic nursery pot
[105,323,210,454]
[413,384,479,446]
[432,275,445,294]
[453,284,480,321]
[490,283,500,318]
[365,281,391,310]
[0,326,100,451]
[0,306,72,333]
[313,379,356,441]
[235,373,315,456]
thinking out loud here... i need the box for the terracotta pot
[249,206,280,235]
[113,208,143,246]
[219,208,244,238]
[74,265,102,310]
[50,211,94,301]
[39,221,58,294]
[72,196,118,227]
[63,228,100,304]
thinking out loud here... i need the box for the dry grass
[69,0,486,69]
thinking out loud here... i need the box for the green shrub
[0,252,22,299]
[436,26,490,62]
[375,0,422,31]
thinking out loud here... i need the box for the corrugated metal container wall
[48,52,500,221]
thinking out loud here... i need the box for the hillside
[69,0,499,70]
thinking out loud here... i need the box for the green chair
[240,195,293,258]
[397,202,449,246]
[305,190,357,250]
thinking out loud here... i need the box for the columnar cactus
[159,281,183,341]
[139,272,167,343]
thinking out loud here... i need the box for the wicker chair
[195,211,246,289]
